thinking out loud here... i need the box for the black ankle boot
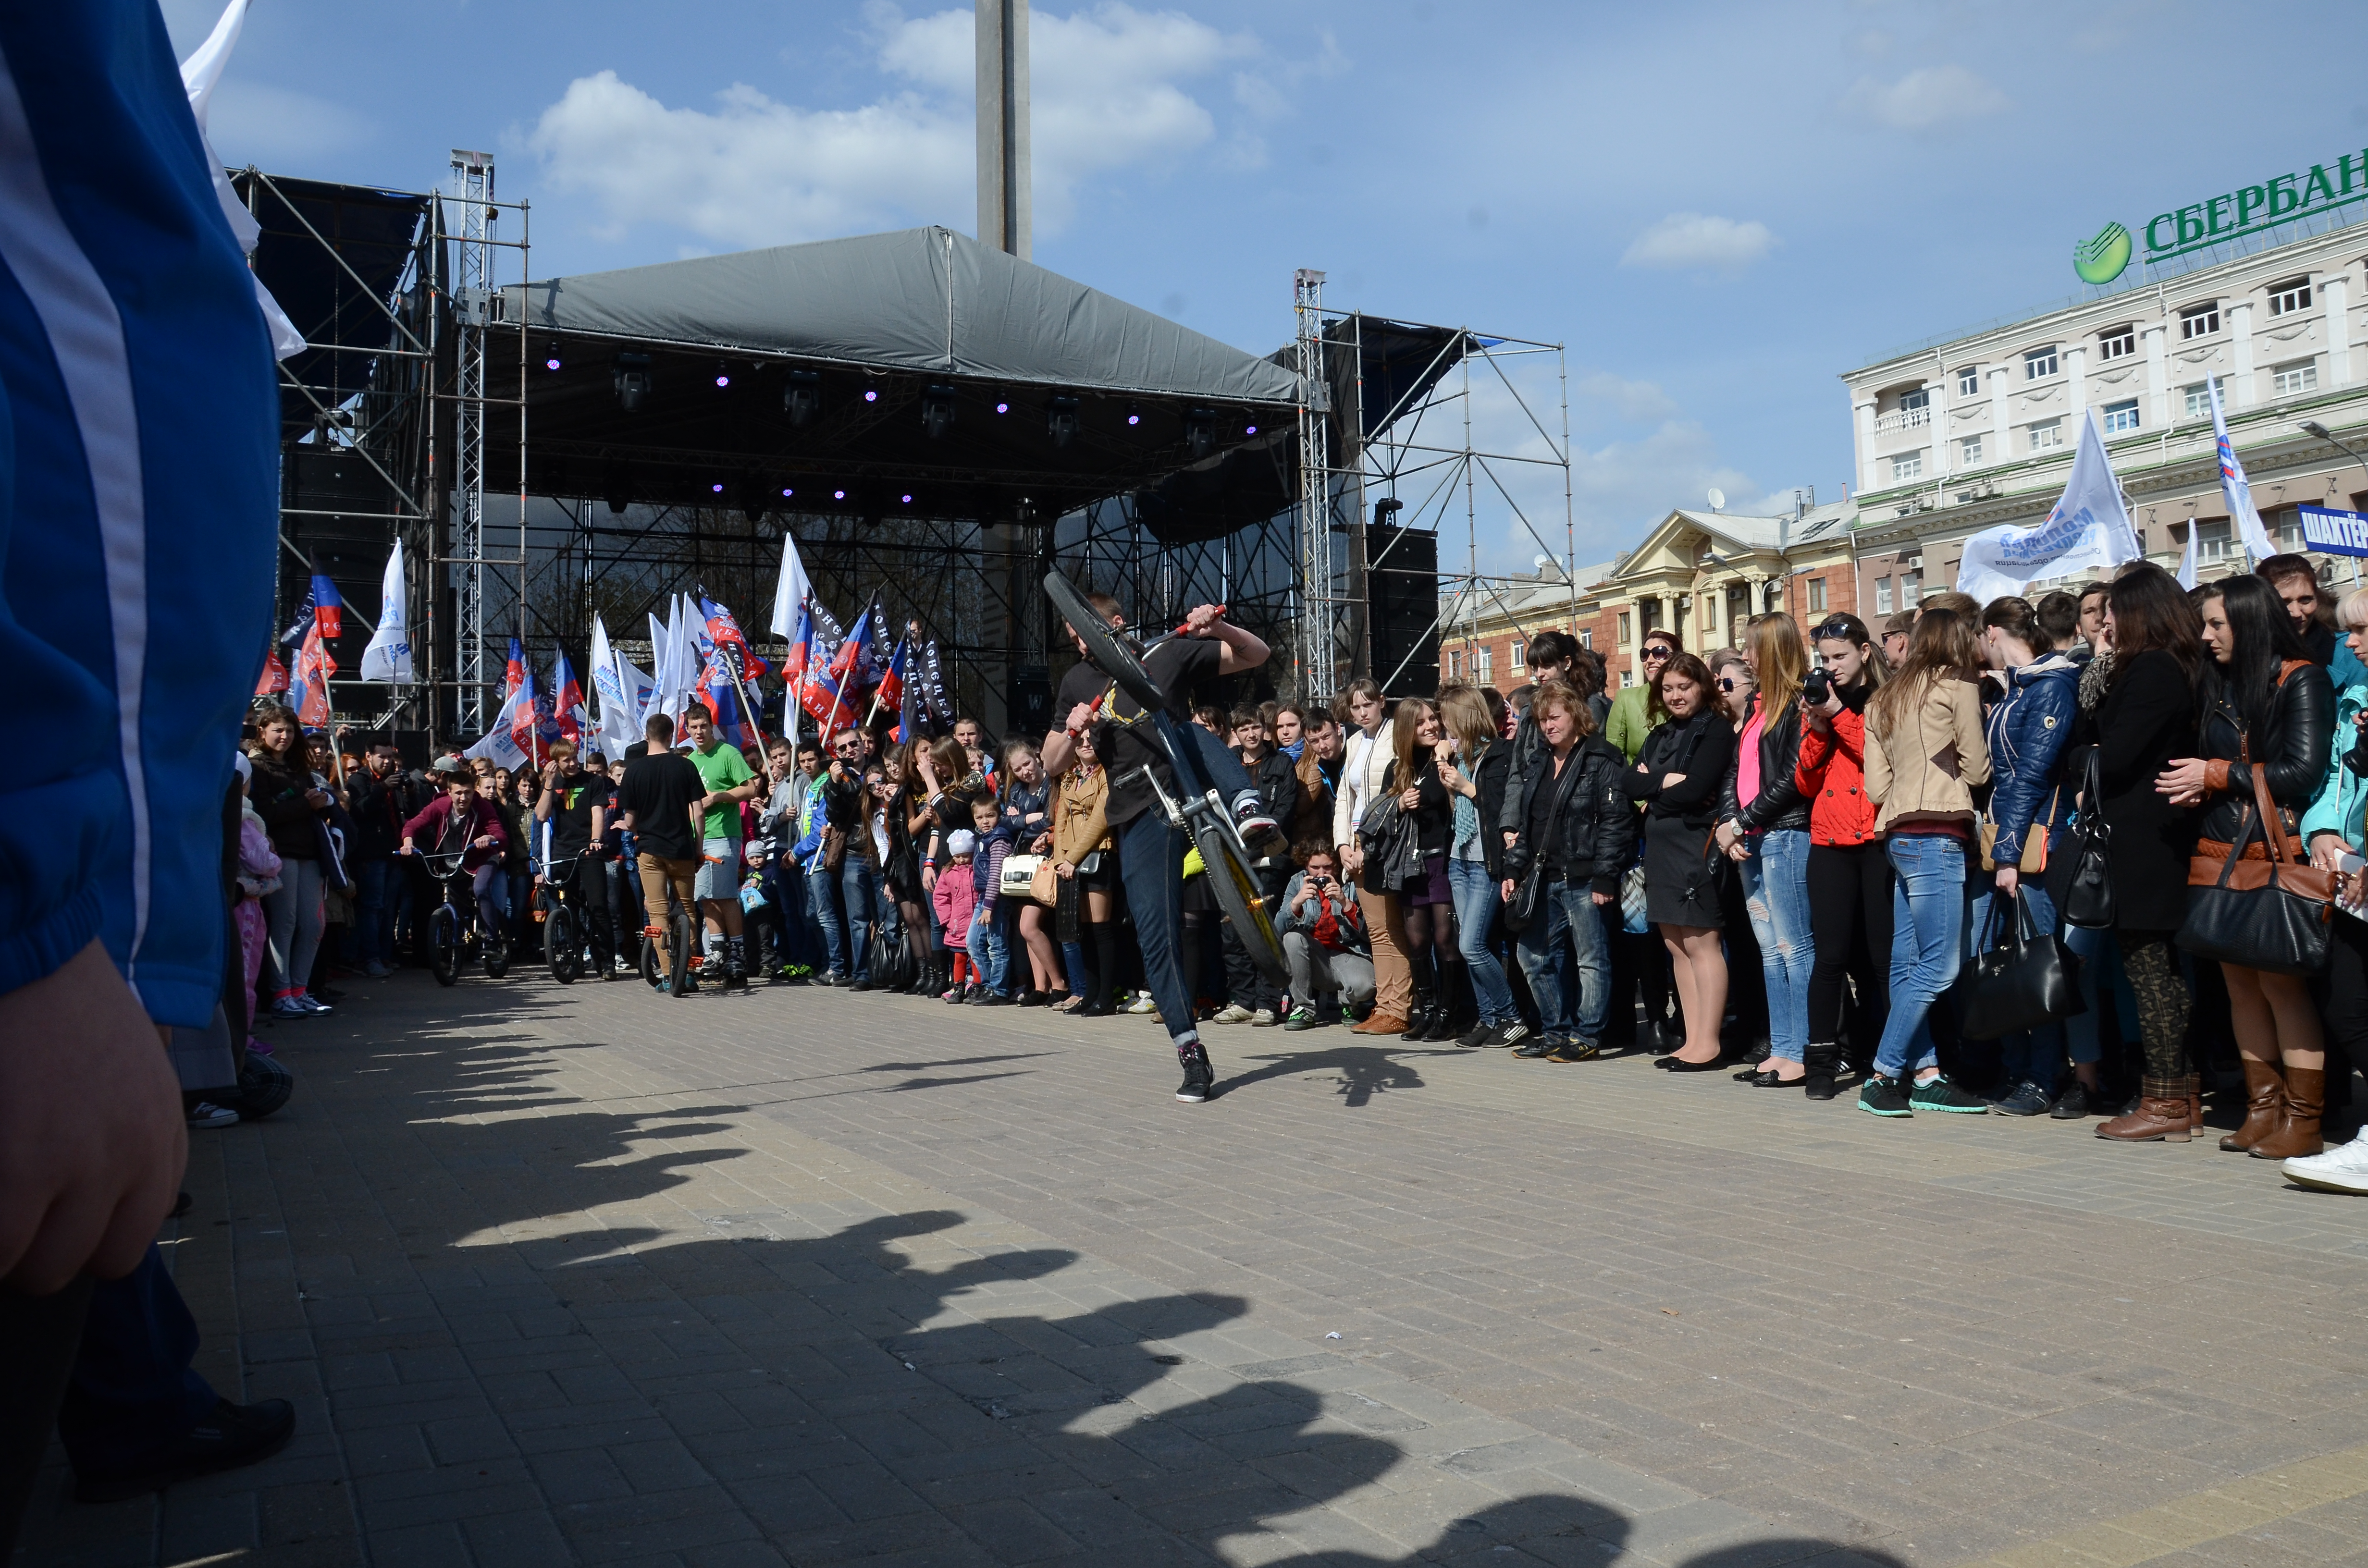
[1803,1040,1840,1101]
[1400,985,1436,1041]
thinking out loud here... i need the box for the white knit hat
[946,829,976,857]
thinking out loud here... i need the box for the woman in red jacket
[1793,614,1889,1100]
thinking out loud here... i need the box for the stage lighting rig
[783,368,820,426]
[543,341,563,371]
[1184,406,1214,460]
[713,363,732,389]
[1124,402,1143,428]
[612,353,652,412]
[1047,394,1080,448]
[922,384,957,439]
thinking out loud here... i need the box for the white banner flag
[770,534,810,640]
[358,539,414,683]
[588,615,640,760]
[462,686,531,771]
[1957,410,2143,602]
[2209,376,2278,562]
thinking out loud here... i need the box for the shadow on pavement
[1224,1041,1450,1107]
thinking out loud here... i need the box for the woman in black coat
[1500,684,1637,1059]
[1624,653,1738,1069]
[2087,565,2207,1143]
[1381,697,1457,1039]
[2156,573,2333,1157]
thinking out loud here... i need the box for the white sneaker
[268,995,307,1019]
[295,994,333,1015]
[1211,1003,1254,1025]
[1125,992,1158,1015]
[2283,1132,2368,1194]
[1248,1009,1280,1027]
[187,1102,240,1129]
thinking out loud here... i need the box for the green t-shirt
[689,740,756,842]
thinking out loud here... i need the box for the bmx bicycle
[406,845,509,988]
[531,843,603,985]
[637,879,700,998]
[1043,570,1288,989]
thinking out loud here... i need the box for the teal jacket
[2301,641,2368,851]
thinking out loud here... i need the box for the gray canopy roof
[505,225,1299,406]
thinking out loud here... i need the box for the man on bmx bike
[1036,579,1288,1103]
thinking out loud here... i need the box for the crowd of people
[243,553,2368,1192]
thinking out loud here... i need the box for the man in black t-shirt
[532,739,615,977]
[1038,592,1274,1103]
[613,714,708,986]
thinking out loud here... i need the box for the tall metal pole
[975,0,1031,259]
[1294,268,1333,699]
[449,148,493,734]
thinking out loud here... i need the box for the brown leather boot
[2098,1078,2194,1142]
[2250,1066,2324,1160]
[1349,1012,1409,1035]
[2220,1056,2287,1152]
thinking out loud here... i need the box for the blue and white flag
[2208,376,2278,561]
[1956,410,2144,602]
[358,539,413,682]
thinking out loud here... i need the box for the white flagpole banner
[358,539,414,683]
[589,614,640,758]
[1956,410,2144,602]
[769,534,810,641]
[462,684,531,770]
[2209,376,2278,561]
[2177,516,2198,589]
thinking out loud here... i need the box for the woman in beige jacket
[1858,608,1992,1118]
[1051,732,1116,1015]
[1332,679,1412,1030]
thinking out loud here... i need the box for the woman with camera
[1795,614,1888,1100]
[2153,574,2333,1155]
[1714,614,1815,1087]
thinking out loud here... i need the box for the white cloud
[1619,213,1776,272]
[206,79,375,163]
[530,3,1254,249]
[1841,64,2009,133]
[1574,371,1678,424]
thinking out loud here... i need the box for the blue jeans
[1969,871,2068,1090]
[805,861,846,976]
[1875,835,1968,1079]
[351,856,395,966]
[1739,829,1816,1064]
[1446,856,1517,1024]
[2059,919,2140,1068]
[966,902,1011,992]
[1513,877,1613,1043]
[1116,807,1196,1044]
[841,857,881,982]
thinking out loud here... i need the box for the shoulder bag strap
[2245,731,2302,869]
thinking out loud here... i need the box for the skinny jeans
[1804,840,1891,1049]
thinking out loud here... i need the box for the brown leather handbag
[2176,738,2338,977]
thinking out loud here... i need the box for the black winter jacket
[1248,748,1300,838]
[1468,742,1515,880]
[1715,696,1810,834]
[1505,737,1637,895]
[2090,649,2201,929]
[2195,658,2334,846]
[1624,710,1737,831]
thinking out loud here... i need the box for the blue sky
[169,0,2368,572]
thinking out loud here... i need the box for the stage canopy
[495,226,1301,526]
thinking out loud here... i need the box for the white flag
[2177,518,2198,590]
[358,539,414,683]
[2208,376,2278,561]
[462,686,531,771]
[770,534,811,640]
[1956,410,2144,602]
[177,0,305,361]
[588,615,635,759]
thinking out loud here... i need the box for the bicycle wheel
[1044,570,1165,714]
[667,908,696,996]
[1195,821,1287,988]
[546,904,580,984]
[640,925,664,990]
[430,906,460,987]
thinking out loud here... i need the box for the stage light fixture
[1183,406,1214,460]
[994,398,1010,415]
[783,368,820,426]
[781,486,794,498]
[711,483,725,494]
[833,489,847,500]
[602,460,633,515]
[1047,394,1080,448]
[921,383,957,439]
[543,342,563,371]
[1125,402,1143,428]
[714,363,732,389]
[612,352,653,412]
[863,387,879,403]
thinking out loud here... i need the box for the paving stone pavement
[15,970,2368,1568]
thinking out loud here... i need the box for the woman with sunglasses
[1794,613,1889,1100]
[1715,614,1816,1089]
[1624,652,1736,1069]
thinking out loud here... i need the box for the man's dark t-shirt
[1055,635,1222,826]
[543,776,601,859]
[615,751,704,861]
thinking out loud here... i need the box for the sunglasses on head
[1811,618,1855,641]
[1642,645,1673,661]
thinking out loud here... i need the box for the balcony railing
[1874,407,1931,433]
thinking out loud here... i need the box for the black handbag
[1504,861,1549,934]
[867,922,916,992]
[2176,737,2338,977]
[1957,890,2085,1040]
[2051,750,2115,929]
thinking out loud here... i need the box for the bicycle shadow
[1223,1041,1449,1106]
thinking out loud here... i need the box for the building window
[2097,325,2136,361]
[2180,302,2220,339]
[1620,668,1635,687]
[1893,452,1924,481]
[1957,365,1980,397]
[2028,418,2065,453]
[2273,359,2319,397]
[1875,576,1894,615]
[1446,649,1462,679]
[1616,611,1632,645]
[1509,640,1525,670]
[2197,519,2232,564]
[1900,570,1922,609]
[1898,387,1930,414]
[1807,577,1827,613]
[1579,627,1592,650]
[2102,399,2140,433]
[2183,382,2219,419]
[1961,435,1983,465]
[1475,647,1492,682]
[1702,591,1718,633]
[2268,277,2313,318]
[2024,345,2059,379]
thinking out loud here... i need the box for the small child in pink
[931,829,979,1001]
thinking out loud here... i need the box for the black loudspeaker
[1367,523,1438,696]
[1010,667,1051,739]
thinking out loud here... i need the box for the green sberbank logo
[2075,146,2368,284]
[2073,222,2132,284]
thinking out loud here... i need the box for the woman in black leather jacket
[2158,574,2333,1160]
[1714,613,1815,1086]
[1625,653,1738,1068]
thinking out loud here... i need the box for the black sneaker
[1990,1081,2052,1117]
[969,990,1013,1007]
[73,1396,296,1503]
[1513,1037,1554,1059]
[1492,1020,1532,1051]
[2048,1082,2093,1120]
[1176,1050,1213,1103]
[1454,1022,1493,1048]
[1910,1074,1989,1114]
[1547,1039,1601,1063]
[1859,1074,1913,1117]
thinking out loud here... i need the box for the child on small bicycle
[399,759,509,950]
